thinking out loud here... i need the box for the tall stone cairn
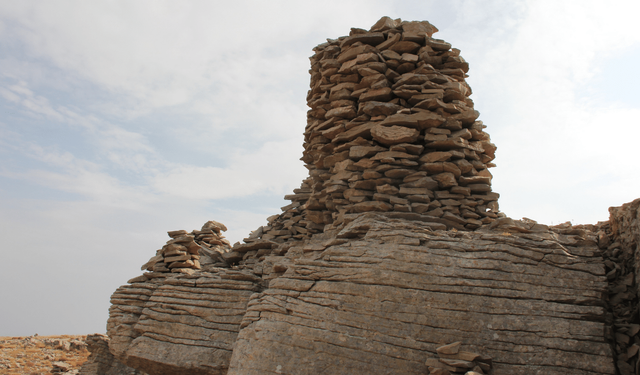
[258,16,500,244]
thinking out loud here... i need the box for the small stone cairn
[254,16,500,245]
[139,220,231,277]
[426,342,493,375]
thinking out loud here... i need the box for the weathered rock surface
[228,213,614,375]
[107,269,263,375]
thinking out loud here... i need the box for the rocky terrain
[0,335,89,374]
[57,16,640,375]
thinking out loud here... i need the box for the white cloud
[439,0,640,224]
[0,0,392,116]
[152,138,305,200]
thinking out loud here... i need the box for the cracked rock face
[106,212,617,375]
[107,269,263,375]
[227,213,615,375]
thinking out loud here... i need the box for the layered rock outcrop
[98,16,633,375]
[107,267,263,375]
[228,214,614,374]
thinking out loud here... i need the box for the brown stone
[167,259,195,268]
[325,106,356,119]
[401,177,438,190]
[390,41,421,54]
[377,184,399,195]
[360,101,402,116]
[371,124,419,146]
[333,122,376,143]
[164,254,191,263]
[433,172,458,188]
[384,168,414,178]
[467,183,491,193]
[402,20,438,38]
[380,111,444,129]
[359,87,393,102]
[420,151,452,163]
[370,16,399,32]
[352,201,392,212]
[336,45,374,64]
[376,32,401,51]
[349,145,385,159]
[340,33,385,48]
[167,230,188,238]
[371,151,418,161]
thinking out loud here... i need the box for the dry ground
[0,335,90,375]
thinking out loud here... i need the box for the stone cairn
[252,16,499,245]
[138,220,231,277]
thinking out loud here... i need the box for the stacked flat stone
[258,179,324,243]
[140,220,231,276]
[257,16,499,244]
[600,199,640,375]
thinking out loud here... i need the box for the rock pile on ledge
[136,220,231,278]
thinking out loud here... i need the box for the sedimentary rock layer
[228,213,615,374]
[107,269,263,375]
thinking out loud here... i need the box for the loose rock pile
[426,342,492,374]
[256,16,499,245]
[138,220,231,277]
[600,198,640,374]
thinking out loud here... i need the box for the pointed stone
[437,341,462,355]
[370,16,399,32]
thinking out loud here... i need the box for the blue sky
[1,0,639,336]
